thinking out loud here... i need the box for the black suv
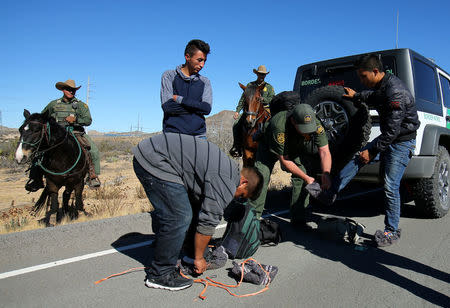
[293,48,450,218]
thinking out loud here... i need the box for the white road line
[0,209,290,280]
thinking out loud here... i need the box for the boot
[86,151,101,188]
[25,165,44,192]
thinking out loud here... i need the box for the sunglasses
[64,88,76,94]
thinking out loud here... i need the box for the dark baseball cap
[289,104,318,134]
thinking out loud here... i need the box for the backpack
[259,219,282,245]
[316,216,365,244]
[221,200,260,259]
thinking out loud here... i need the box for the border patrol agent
[248,104,332,226]
[25,79,101,191]
[229,65,275,157]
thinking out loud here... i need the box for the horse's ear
[23,109,31,119]
[239,82,246,91]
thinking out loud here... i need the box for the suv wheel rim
[314,101,349,147]
[438,159,449,207]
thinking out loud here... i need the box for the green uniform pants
[84,134,100,175]
[248,153,310,222]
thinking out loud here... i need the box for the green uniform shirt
[236,81,275,113]
[42,97,92,127]
[265,110,328,159]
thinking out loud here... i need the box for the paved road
[0,187,449,307]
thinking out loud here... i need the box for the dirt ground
[0,156,291,234]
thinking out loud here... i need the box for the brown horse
[239,82,271,166]
[15,109,89,226]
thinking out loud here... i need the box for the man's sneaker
[88,177,101,188]
[145,270,193,291]
[25,178,45,192]
[374,229,401,247]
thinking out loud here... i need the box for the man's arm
[264,84,275,105]
[75,101,92,126]
[318,144,332,189]
[194,232,212,274]
[160,70,190,115]
[179,76,212,115]
[370,92,406,155]
[279,155,315,185]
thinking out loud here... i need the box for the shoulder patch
[276,133,285,145]
[390,101,401,109]
[316,125,325,135]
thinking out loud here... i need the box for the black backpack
[221,200,261,259]
[259,219,282,245]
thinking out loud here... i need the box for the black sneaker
[145,270,193,291]
[374,229,401,247]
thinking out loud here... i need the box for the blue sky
[1,0,449,133]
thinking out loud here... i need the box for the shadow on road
[111,232,155,267]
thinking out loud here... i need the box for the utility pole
[396,10,399,49]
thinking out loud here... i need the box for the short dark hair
[355,53,384,72]
[184,39,210,57]
[241,167,264,201]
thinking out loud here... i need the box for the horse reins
[22,121,85,176]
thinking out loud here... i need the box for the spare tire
[304,86,372,173]
[269,91,301,117]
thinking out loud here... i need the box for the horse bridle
[245,97,270,128]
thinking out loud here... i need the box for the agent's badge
[276,133,285,144]
[304,115,312,123]
[316,125,325,135]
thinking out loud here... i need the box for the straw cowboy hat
[253,65,270,75]
[55,79,81,91]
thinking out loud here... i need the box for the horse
[238,82,271,167]
[15,109,89,226]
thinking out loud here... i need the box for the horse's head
[240,82,265,128]
[15,109,52,163]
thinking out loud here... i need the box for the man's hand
[321,172,332,190]
[65,115,76,124]
[343,87,356,99]
[233,112,240,120]
[305,175,315,185]
[358,149,373,164]
[173,95,178,102]
[194,257,207,274]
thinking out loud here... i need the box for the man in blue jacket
[160,39,212,138]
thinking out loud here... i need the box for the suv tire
[409,145,450,218]
[305,86,372,172]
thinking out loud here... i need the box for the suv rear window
[298,56,397,101]
[413,58,442,115]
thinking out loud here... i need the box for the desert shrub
[0,138,21,170]
[135,184,146,199]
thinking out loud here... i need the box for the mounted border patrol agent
[229,65,275,157]
[25,79,101,191]
[248,104,332,227]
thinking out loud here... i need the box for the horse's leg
[62,187,74,219]
[74,181,89,217]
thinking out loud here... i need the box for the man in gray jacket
[133,133,263,291]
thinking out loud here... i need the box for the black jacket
[354,73,420,154]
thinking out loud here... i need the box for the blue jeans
[133,158,193,277]
[332,138,416,231]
